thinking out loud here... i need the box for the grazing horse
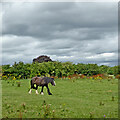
[29,77,56,95]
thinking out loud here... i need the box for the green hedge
[1,61,119,80]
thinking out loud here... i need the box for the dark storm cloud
[3,3,117,38]
[2,2,118,66]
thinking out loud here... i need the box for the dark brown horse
[29,77,56,95]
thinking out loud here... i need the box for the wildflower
[104,115,105,118]
[59,105,62,109]
[13,76,16,80]
[48,104,51,107]
[63,103,66,106]
[21,103,26,109]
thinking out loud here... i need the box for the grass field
[2,78,118,118]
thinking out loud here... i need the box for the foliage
[2,61,119,80]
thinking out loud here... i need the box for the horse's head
[51,78,56,86]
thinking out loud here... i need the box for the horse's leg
[32,84,37,89]
[35,85,39,95]
[29,86,36,94]
[40,86,44,95]
[29,89,32,94]
[46,84,52,95]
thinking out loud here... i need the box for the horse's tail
[30,78,36,89]
[30,79,33,88]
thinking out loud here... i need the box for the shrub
[2,61,119,80]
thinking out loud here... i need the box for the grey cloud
[2,2,117,39]
[2,2,118,66]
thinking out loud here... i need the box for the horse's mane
[35,76,38,81]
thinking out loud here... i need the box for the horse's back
[31,76,53,86]
[32,77,46,86]
[42,77,53,83]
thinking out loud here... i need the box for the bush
[1,61,119,80]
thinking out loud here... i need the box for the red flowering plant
[115,74,120,79]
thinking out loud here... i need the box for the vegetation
[1,61,119,118]
[1,61,118,118]
[2,78,118,118]
[2,61,119,80]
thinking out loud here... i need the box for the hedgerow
[1,61,119,80]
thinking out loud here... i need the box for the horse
[28,76,56,95]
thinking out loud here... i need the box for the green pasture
[2,78,118,118]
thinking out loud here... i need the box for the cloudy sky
[1,2,118,66]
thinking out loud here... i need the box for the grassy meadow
[2,78,118,118]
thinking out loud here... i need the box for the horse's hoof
[49,93,52,95]
[29,89,32,94]
[29,91,32,94]
[41,92,44,95]
[36,90,39,94]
